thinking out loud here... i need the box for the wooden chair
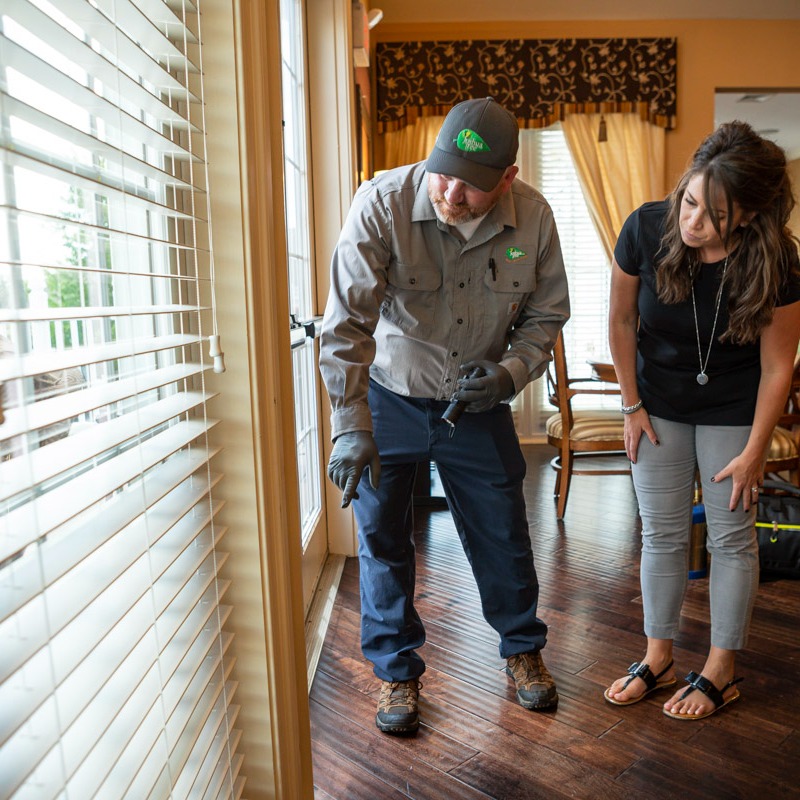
[764,360,800,484]
[545,331,630,518]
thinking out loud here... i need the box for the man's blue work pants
[352,380,548,682]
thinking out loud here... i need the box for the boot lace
[508,653,548,688]
[379,679,420,712]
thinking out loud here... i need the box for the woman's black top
[614,200,800,425]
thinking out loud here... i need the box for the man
[320,97,570,734]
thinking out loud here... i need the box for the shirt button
[457,318,463,324]
[409,278,416,285]
[513,280,520,287]
[459,282,465,288]
[451,351,458,357]
[445,378,451,383]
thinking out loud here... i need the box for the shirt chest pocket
[483,262,537,294]
[381,261,443,337]
[386,262,442,291]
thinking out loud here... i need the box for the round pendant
[696,372,709,386]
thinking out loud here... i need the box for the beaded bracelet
[620,399,643,415]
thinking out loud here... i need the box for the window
[279,0,323,548]
[515,125,616,436]
[0,1,241,797]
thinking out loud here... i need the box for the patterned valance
[376,38,677,132]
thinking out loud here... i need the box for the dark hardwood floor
[309,445,800,799]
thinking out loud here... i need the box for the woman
[604,121,800,720]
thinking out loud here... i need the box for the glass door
[280,0,327,613]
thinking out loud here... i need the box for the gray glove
[455,360,514,413]
[327,431,381,508]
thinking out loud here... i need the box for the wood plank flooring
[309,445,800,799]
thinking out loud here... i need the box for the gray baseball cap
[425,97,519,192]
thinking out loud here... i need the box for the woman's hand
[624,407,659,463]
[714,301,800,512]
[712,453,764,512]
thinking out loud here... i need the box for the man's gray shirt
[320,161,571,439]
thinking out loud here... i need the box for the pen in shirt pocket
[488,257,497,281]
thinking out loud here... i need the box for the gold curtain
[562,112,665,262]
[382,116,444,170]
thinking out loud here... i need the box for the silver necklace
[690,255,728,386]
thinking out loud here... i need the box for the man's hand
[327,431,381,508]
[455,360,514,413]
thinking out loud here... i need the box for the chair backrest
[545,331,622,428]
[544,330,628,518]
[545,331,575,430]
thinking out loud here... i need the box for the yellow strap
[755,521,800,531]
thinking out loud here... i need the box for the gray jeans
[632,417,759,650]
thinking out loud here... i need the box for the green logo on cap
[506,246,526,261]
[454,128,491,153]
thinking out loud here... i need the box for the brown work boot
[375,678,420,734]
[505,651,558,710]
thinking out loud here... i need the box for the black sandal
[663,671,743,720]
[604,660,676,706]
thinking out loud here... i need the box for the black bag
[756,480,800,579]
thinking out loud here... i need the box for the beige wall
[372,19,800,191]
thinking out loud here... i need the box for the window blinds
[0,1,241,797]
[516,126,616,428]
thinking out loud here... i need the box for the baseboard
[304,552,346,690]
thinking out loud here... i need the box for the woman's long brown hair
[656,121,798,344]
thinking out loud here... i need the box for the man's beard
[428,187,496,225]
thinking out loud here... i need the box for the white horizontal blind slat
[0,391,214,502]
[0,489,225,689]
[4,0,199,123]
[5,148,203,225]
[0,0,240,795]
[168,674,236,800]
[0,333,201,380]
[1,571,230,797]
[8,0,197,88]
[125,653,236,800]
[0,209,209,274]
[0,35,199,156]
[174,686,236,800]
[201,727,243,800]
[0,362,206,439]
[95,0,200,68]
[134,0,200,47]
[2,94,198,194]
[135,599,232,799]
[1,471,225,626]
[63,569,231,796]
[2,303,206,322]
[0,417,219,557]
[1,515,227,736]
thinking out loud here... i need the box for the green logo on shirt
[454,129,491,153]
[506,246,526,261]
